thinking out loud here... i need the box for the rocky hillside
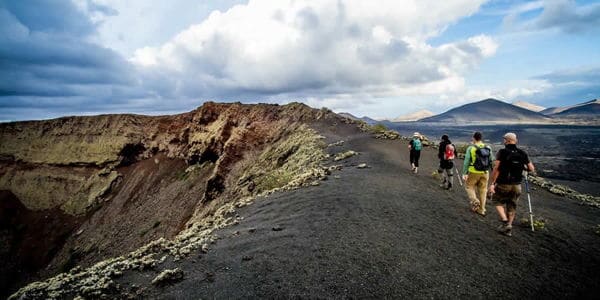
[0,102,348,297]
[554,99,600,116]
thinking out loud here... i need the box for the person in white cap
[408,132,423,174]
[489,132,536,237]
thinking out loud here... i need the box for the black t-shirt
[496,144,530,184]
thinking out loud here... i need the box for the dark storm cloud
[1,0,96,36]
[0,0,152,121]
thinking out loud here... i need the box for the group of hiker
[408,131,536,236]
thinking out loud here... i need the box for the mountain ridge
[419,98,551,124]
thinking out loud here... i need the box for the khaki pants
[465,172,489,214]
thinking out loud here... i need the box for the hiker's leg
[438,167,446,184]
[414,151,420,167]
[477,173,489,214]
[446,168,454,185]
[506,185,521,225]
[495,205,508,221]
[410,151,415,168]
[493,185,508,221]
[465,174,480,209]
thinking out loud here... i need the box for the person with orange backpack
[437,134,457,189]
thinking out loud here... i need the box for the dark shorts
[492,184,522,212]
[439,159,453,170]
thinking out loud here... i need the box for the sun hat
[413,132,420,137]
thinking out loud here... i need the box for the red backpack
[444,144,455,160]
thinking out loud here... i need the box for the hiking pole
[454,166,463,186]
[524,172,535,232]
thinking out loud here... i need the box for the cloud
[131,0,494,103]
[1,0,500,121]
[504,0,600,34]
[447,67,600,110]
[525,67,600,105]
[0,0,153,120]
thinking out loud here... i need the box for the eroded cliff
[0,102,346,297]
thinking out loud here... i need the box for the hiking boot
[497,221,512,236]
[414,167,418,174]
[497,221,508,233]
[505,224,513,236]
[446,182,452,190]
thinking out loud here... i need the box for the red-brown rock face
[0,101,345,297]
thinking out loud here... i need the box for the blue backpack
[412,138,422,151]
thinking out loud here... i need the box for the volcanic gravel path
[126,126,600,299]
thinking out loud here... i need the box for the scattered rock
[357,163,368,169]
[248,227,256,233]
[200,244,209,254]
[328,140,344,147]
[528,176,600,208]
[242,255,253,261]
[151,268,184,286]
[334,150,358,161]
[374,130,401,140]
[272,226,284,231]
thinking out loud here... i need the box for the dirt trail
[89,125,600,298]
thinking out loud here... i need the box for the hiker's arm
[489,160,501,194]
[462,147,471,176]
[526,162,536,175]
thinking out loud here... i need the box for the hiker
[489,132,536,236]
[408,132,422,174]
[462,131,493,216]
[437,134,457,189]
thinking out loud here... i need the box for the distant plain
[386,123,600,196]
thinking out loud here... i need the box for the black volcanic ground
[94,123,599,298]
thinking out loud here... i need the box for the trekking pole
[524,172,535,232]
[454,166,463,186]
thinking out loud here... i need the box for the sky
[1,0,599,121]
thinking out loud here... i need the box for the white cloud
[130,0,494,104]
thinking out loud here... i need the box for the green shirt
[462,142,494,175]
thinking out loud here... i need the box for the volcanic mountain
[548,99,600,117]
[419,98,551,124]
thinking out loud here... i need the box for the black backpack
[502,149,526,183]
[473,145,492,171]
